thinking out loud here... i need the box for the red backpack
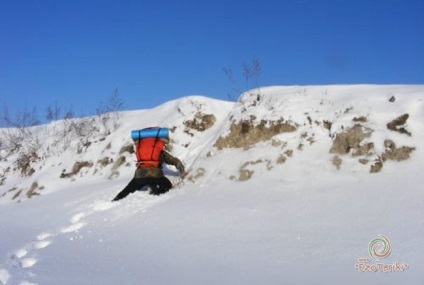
[135,137,164,168]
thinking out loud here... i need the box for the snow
[1,85,423,284]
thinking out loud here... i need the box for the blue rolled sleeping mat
[131,127,169,140]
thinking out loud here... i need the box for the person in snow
[112,136,186,201]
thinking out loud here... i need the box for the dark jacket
[134,151,184,178]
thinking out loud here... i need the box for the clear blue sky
[1,0,423,122]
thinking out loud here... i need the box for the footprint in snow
[36,232,52,241]
[59,211,89,234]
[19,258,37,269]
[93,201,116,211]
[60,222,86,234]
[70,212,86,224]
[0,268,11,284]
[33,232,53,249]
[13,249,28,259]
[3,200,116,283]
[18,281,37,285]
[33,240,51,250]
[9,232,54,271]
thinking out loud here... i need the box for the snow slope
[0,85,423,285]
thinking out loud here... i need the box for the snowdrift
[0,85,423,285]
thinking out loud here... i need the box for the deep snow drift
[0,85,423,285]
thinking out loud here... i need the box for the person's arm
[161,151,187,177]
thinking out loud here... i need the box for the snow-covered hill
[1,85,423,285]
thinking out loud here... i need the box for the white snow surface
[0,85,423,284]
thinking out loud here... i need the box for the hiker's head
[160,137,169,144]
[160,137,171,150]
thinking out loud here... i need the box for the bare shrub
[96,88,124,135]
[16,149,38,176]
[45,102,62,122]
[223,57,262,101]
[1,106,42,156]
[70,117,98,138]
[1,128,24,154]
[52,107,76,151]
[2,104,40,128]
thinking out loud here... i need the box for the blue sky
[1,0,423,123]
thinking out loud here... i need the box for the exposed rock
[12,189,22,200]
[214,119,297,150]
[370,159,383,173]
[97,157,112,167]
[187,167,206,182]
[384,139,396,151]
[184,112,216,133]
[332,155,342,170]
[285,150,293,157]
[271,139,283,147]
[382,140,415,161]
[238,169,254,181]
[60,161,94,178]
[277,154,287,164]
[119,144,134,155]
[108,170,120,179]
[368,140,414,173]
[233,160,271,181]
[353,116,367,123]
[387,114,411,136]
[112,156,127,171]
[77,140,92,154]
[330,124,372,155]
[323,120,332,131]
[353,142,374,156]
[27,181,40,198]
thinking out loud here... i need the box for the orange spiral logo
[368,234,391,261]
